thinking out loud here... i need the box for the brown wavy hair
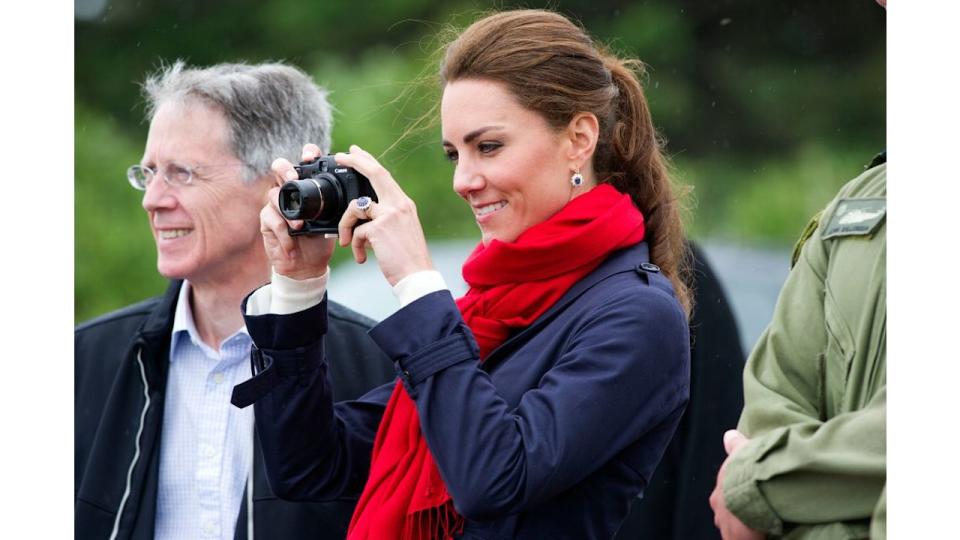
[439,9,692,316]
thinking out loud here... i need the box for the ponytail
[598,55,692,317]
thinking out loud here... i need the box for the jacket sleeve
[368,288,690,520]
[724,388,885,535]
[724,232,886,535]
[244,293,395,501]
[616,242,745,540]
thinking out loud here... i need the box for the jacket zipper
[109,347,152,540]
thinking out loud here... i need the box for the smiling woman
[235,9,693,540]
[441,79,596,246]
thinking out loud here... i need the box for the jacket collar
[140,279,183,339]
[481,242,652,371]
[131,280,182,385]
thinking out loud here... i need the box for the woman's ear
[565,112,600,169]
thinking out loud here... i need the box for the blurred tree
[75,0,884,321]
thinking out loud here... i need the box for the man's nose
[141,177,176,212]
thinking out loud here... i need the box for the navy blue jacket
[244,242,690,539]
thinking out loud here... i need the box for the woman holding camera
[239,9,691,539]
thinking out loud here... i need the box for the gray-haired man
[75,61,394,539]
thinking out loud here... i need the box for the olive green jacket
[723,163,886,540]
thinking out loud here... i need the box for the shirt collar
[170,280,250,363]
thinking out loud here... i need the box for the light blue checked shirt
[155,281,254,540]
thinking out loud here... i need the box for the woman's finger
[337,201,359,246]
[270,157,297,187]
[333,145,404,202]
[301,143,323,163]
[351,224,370,264]
[338,197,378,246]
[260,204,298,257]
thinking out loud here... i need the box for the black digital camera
[278,155,377,236]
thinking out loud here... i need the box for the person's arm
[235,145,399,501]
[242,290,395,501]
[369,285,690,519]
[724,388,885,534]
[239,265,445,501]
[722,234,885,535]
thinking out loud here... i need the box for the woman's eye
[444,150,459,162]
[478,142,502,154]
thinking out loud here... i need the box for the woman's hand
[261,144,335,280]
[335,144,434,286]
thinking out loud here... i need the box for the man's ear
[565,112,600,169]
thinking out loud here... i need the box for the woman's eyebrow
[442,125,505,146]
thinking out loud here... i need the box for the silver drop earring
[571,171,584,187]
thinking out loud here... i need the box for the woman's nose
[452,160,484,198]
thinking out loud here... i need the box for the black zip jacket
[75,280,395,540]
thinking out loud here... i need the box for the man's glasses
[126,162,247,190]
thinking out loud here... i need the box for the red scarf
[347,184,645,540]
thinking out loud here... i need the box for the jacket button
[639,262,661,273]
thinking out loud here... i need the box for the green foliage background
[75,0,885,322]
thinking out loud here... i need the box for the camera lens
[286,191,301,212]
[279,180,318,220]
[278,176,341,222]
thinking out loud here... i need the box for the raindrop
[720,18,732,26]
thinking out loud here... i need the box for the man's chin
[156,260,191,281]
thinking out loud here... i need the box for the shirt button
[213,372,225,384]
[201,444,215,458]
[202,521,216,535]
